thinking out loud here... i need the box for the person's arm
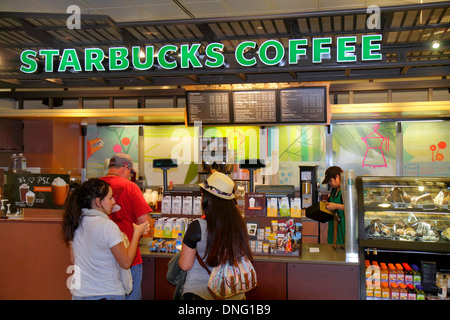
[111,221,149,269]
[178,219,201,271]
[137,212,152,224]
[326,202,344,211]
[178,243,196,271]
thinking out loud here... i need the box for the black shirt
[183,219,202,249]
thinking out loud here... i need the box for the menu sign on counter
[5,172,70,210]
[186,91,230,125]
[233,90,276,124]
[280,87,327,123]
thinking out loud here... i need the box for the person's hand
[133,221,149,237]
[326,202,343,212]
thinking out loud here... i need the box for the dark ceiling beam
[1,79,449,101]
[0,88,186,99]
[115,1,450,28]
[18,18,65,48]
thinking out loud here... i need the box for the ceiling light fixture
[432,40,440,49]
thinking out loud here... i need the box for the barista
[322,166,345,245]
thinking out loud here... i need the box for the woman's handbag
[166,251,187,300]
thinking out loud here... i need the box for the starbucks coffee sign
[19,35,382,74]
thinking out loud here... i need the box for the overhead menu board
[232,90,277,124]
[186,91,230,125]
[280,87,327,123]
[185,86,329,126]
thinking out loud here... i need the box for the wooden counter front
[0,217,71,300]
[140,243,360,300]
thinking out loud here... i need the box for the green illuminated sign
[19,35,382,74]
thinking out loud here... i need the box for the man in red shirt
[100,153,152,300]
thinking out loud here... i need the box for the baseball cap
[109,153,135,174]
[321,166,343,184]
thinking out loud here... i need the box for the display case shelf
[356,176,450,254]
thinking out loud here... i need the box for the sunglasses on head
[123,165,135,174]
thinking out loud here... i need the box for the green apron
[327,188,345,245]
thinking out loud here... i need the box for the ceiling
[0,0,449,89]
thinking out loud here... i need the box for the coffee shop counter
[139,239,360,300]
[0,209,72,299]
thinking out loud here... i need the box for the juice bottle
[381,282,390,300]
[388,263,397,285]
[402,263,413,285]
[416,285,425,300]
[390,283,400,300]
[395,263,405,285]
[411,264,421,287]
[366,285,374,300]
[407,284,416,300]
[365,262,373,288]
[372,264,381,287]
[380,263,389,285]
[373,285,382,300]
[399,283,408,300]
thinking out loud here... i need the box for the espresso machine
[299,165,318,208]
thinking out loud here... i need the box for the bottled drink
[388,263,397,285]
[380,263,389,285]
[399,283,408,300]
[395,263,405,285]
[402,263,413,285]
[411,264,421,287]
[373,285,381,300]
[406,284,416,300]
[415,285,425,300]
[390,283,400,300]
[8,154,18,172]
[18,153,27,172]
[175,232,183,251]
[381,282,390,300]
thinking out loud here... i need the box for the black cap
[322,166,343,184]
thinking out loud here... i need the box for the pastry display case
[356,176,450,253]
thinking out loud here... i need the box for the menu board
[185,86,329,126]
[233,90,276,123]
[186,91,230,125]
[280,87,327,123]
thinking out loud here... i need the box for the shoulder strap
[194,218,211,274]
[196,251,211,275]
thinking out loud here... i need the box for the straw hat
[199,171,235,200]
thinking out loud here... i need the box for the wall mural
[86,121,449,186]
[87,126,138,178]
[403,121,449,176]
[333,122,397,176]
[361,124,390,168]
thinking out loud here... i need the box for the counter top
[139,238,357,265]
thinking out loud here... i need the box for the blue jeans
[72,295,125,300]
[126,263,142,300]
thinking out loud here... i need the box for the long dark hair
[202,190,253,267]
[62,178,110,245]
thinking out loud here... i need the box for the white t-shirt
[70,208,124,297]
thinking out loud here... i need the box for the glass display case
[356,176,450,253]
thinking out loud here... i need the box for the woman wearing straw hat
[178,171,253,300]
